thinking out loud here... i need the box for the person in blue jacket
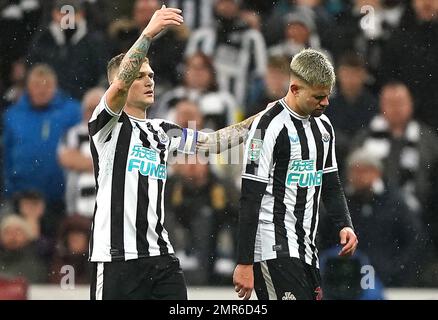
[2,64,81,235]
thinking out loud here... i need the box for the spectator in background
[185,0,267,105]
[154,52,239,130]
[239,6,262,31]
[265,0,335,48]
[166,158,238,285]
[325,52,378,175]
[165,0,215,30]
[0,0,42,91]
[50,215,91,285]
[58,87,105,218]
[173,99,204,130]
[247,55,290,117]
[2,59,27,107]
[319,148,425,286]
[350,82,438,235]
[131,0,189,95]
[27,0,107,99]
[13,190,53,261]
[380,0,438,129]
[269,7,329,60]
[13,190,45,240]
[107,18,139,57]
[240,0,277,25]
[330,0,405,89]
[3,64,81,235]
[0,215,47,283]
[81,0,110,33]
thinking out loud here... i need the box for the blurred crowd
[0,0,437,296]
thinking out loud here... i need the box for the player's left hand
[338,227,358,257]
[233,264,254,300]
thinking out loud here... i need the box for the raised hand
[143,5,183,39]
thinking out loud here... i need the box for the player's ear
[290,83,300,97]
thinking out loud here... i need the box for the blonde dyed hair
[290,48,335,88]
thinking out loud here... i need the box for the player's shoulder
[254,100,286,127]
[318,114,333,126]
[149,118,181,134]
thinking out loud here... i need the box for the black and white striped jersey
[58,123,96,218]
[241,99,338,268]
[88,95,197,262]
[165,0,214,30]
[185,25,267,105]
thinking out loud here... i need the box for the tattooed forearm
[197,113,259,154]
[116,35,151,87]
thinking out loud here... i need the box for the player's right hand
[233,264,254,300]
[143,5,183,39]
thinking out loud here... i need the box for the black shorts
[90,254,187,300]
[254,257,322,300]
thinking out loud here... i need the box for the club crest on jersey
[322,132,330,143]
[248,138,263,161]
[158,129,169,144]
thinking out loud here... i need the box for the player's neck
[284,92,307,117]
[125,104,147,119]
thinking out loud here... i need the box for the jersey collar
[280,98,310,120]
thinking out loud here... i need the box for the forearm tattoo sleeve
[116,35,151,87]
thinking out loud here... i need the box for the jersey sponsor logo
[130,145,157,161]
[322,132,330,143]
[282,292,297,300]
[289,134,299,144]
[286,159,322,187]
[128,145,167,179]
[248,138,263,161]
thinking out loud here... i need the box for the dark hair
[184,52,218,92]
[53,0,83,11]
[380,80,412,99]
[267,55,290,74]
[337,52,366,69]
[14,190,44,202]
[12,190,45,213]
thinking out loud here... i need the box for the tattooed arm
[196,113,260,154]
[106,6,183,113]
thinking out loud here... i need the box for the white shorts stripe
[95,262,104,300]
[260,261,277,300]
